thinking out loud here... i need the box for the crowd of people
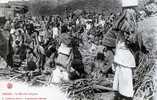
[0,2,155,99]
[0,9,118,80]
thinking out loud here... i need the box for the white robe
[113,64,134,97]
[114,41,136,68]
[113,41,135,97]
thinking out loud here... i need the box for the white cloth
[52,27,59,39]
[10,28,16,34]
[99,20,106,27]
[113,64,134,97]
[114,41,136,68]
[58,43,71,56]
[55,54,70,67]
[76,19,80,25]
[113,41,135,97]
[56,43,72,68]
[86,23,92,30]
[52,67,69,83]
[80,18,86,25]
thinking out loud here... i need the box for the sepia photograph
[0,0,157,100]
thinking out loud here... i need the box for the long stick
[94,85,113,91]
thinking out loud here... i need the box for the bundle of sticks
[60,78,113,100]
[133,52,156,100]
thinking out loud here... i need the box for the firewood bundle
[60,78,113,100]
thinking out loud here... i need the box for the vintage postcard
[0,0,157,100]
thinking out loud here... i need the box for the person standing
[113,32,136,100]
[112,1,138,99]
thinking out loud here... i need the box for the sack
[122,0,138,7]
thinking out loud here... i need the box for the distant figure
[52,24,59,39]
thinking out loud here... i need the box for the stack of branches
[60,78,113,100]
[133,52,156,99]
[0,69,18,80]
[134,53,154,89]
[133,2,157,99]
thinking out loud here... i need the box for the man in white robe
[112,2,138,99]
[113,41,135,99]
